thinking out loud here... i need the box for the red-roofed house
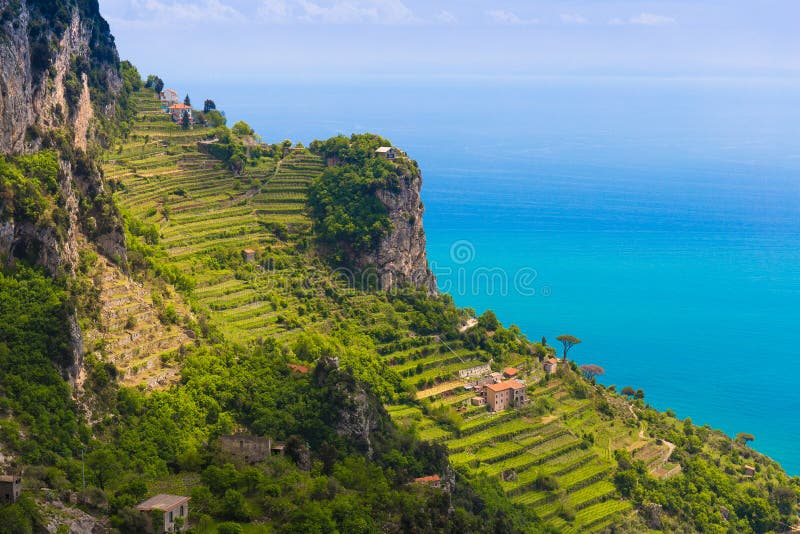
[413,474,441,488]
[485,380,527,412]
[169,103,192,123]
[543,357,558,375]
[288,363,310,374]
[242,248,256,263]
[503,367,519,378]
[136,494,189,532]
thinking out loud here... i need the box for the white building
[375,146,396,159]
[137,494,190,532]
[160,88,179,105]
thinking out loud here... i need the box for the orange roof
[546,358,557,364]
[414,474,440,483]
[243,248,256,254]
[485,379,525,392]
[136,494,190,512]
[503,367,519,376]
[170,103,191,109]
[288,363,310,374]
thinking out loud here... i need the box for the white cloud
[132,0,243,22]
[257,0,419,25]
[486,9,538,26]
[436,9,457,24]
[560,13,588,25]
[258,0,291,20]
[629,12,675,26]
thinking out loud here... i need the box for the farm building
[160,88,179,105]
[485,380,527,412]
[136,494,189,533]
[543,357,558,374]
[218,434,285,465]
[375,146,396,159]
[0,474,21,503]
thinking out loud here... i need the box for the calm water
[180,78,800,473]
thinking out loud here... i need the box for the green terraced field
[105,89,638,531]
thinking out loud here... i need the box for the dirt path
[628,403,677,475]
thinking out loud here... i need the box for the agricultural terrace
[101,89,683,531]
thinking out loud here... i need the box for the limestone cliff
[358,161,437,294]
[0,0,125,273]
[0,0,125,382]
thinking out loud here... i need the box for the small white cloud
[436,9,457,24]
[109,0,243,27]
[486,9,538,25]
[560,13,588,25]
[629,12,675,26]
[608,17,625,26]
[258,0,291,20]
[258,0,419,25]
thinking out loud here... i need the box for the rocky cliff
[0,0,120,154]
[0,0,125,381]
[360,162,438,294]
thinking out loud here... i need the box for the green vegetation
[307,134,414,262]
[1,76,797,534]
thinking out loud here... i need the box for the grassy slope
[101,89,795,533]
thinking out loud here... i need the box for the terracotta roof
[288,363,310,374]
[170,103,191,110]
[546,358,557,364]
[243,248,256,254]
[485,379,525,392]
[136,494,190,512]
[414,474,440,483]
[503,367,519,376]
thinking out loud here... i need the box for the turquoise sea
[180,78,800,473]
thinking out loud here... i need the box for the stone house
[0,474,21,503]
[543,357,558,374]
[458,363,491,379]
[136,494,189,533]
[503,367,519,379]
[218,434,285,466]
[375,146,396,160]
[485,380,527,412]
[242,248,256,263]
[743,465,755,477]
[470,396,486,406]
[413,474,441,488]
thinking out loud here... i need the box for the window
[169,510,173,522]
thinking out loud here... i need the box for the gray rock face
[0,1,123,383]
[357,165,437,294]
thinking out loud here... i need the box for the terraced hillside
[384,364,643,532]
[103,91,338,345]
[98,89,714,532]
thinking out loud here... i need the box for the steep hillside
[0,7,797,531]
[84,88,799,533]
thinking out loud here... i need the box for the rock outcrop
[0,1,119,154]
[357,162,437,294]
[0,0,125,382]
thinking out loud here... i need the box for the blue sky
[99,0,800,82]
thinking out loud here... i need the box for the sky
[98,0,800,83]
